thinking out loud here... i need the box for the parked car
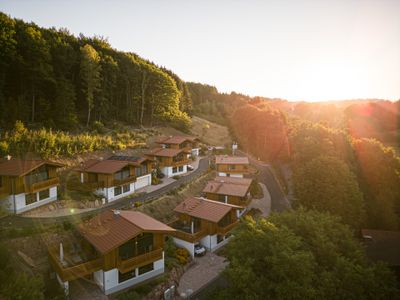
[187,165,194,171]
[194,244,206,256]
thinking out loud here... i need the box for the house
[169,197,241,257]
[0,158,63,214]
[145,148,189,177]
[76,156,153,203]
[156,135,201,157]
[203,176,253,207]
[48,210,175,295]
[215,155,250,178]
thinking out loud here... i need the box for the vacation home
[169,197,241,257]
[215,155,250,178]
[156,135,200,157]
[76,156,153,202]
[48,210,175,295]
[0,158,63,214]
[145,148,189,177]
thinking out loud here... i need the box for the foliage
[0,120,148,158]
[218,210,400,300]
[0,12,191,130]
[293,155,365,229]
[175,247,190,265]
[249,179,263,199]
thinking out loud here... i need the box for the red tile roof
[78,210,175,254]
[156,135,198,145]
[0,159,63,177]
[215,155,249,165]
[203,176,252,197]
[174,197,241,223]
[77,156,150,174]
[145,147,186,157]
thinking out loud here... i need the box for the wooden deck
[25,177,59,193]
[117,248,163,273]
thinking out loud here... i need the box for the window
[135,167,141,177]
[178,166,183,172]
[172,167,177,173]
[25,165,49,185]
[25,193,37,205]
[136,233,153,255]
[217,235,224,244]
[119,240,135,261]
[218,194,226,202]
[114,186,122,196]
[123,184,130,193]
[114,166,130,181]
[228,164,236,171]
[138,263,154,275]
[141,164,148,175]
[118,270,135,283]
[39,189,50,200]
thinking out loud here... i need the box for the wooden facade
[205,192,250,207]
[146,153,189,168]
[216,163,249,175]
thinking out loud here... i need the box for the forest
[0,12,191,131]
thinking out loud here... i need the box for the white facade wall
[93,269,104,290]
[134,174,152,190]
[212,235,232,252]
[103,256,165,295]
[161,165,188,178]
[217,172,244,178]
[4,186,58,214]
[95,182,136,203]
[200,234,218,251]
[172,237,195,257]
[191,148,200,157]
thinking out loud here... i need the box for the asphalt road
[0,156,210,228]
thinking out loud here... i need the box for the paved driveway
[248,183,271,217]
[178,252,228,299]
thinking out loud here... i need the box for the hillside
[0,12,190,131]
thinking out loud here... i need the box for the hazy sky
[1,0,399,101]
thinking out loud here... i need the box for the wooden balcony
[113,175,136,186]
[117,248,163,273]
[170,228,208,243]
[170,159,190,167]
[25,177,59,193]
[48,247,103,282]
[217,220,239,236]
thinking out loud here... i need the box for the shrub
[175,247,190,265]
[134,201,142,208]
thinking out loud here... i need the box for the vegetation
[0,120,149,158]
[0,12,191,131]
[215,210,399,300]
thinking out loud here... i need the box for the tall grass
[0,121,149,159]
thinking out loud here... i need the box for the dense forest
[0,12,191,131]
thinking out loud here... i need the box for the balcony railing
[113,175,136,186]
[48,247,103,282]
[170,228,208,243]
[117,248,163,273]
[217,220,239,236]
[170,159,190,167]
[25,177,59,193]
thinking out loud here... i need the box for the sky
[1,0,399,102]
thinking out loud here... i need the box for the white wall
[217,172,243,178]
[162,165,188,178]
[212,235,232,252]
[191,148,200,157]
[4,186,58,214]
[96,182,136,203]
[200,235,218,251]
[172,237,195,257]
[134,174,151,190]
[93,269,104,291]
[103,256,165,295]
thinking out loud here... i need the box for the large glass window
[137,233,153,255]
[39,189,50,200]
[114,166,130,181]
[172,167,177,173]
[122,184,130,193]
[119,240,135,261]
[138,263,154,275]
[114,186,122,196]
[118,270,135,283]
[25,165,49,186]
[25,193,37,205]
[178,166,184,172]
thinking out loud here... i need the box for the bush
[175,247,190,265]
[134,201,142,208]
[172,175,180,180]
[250,179,263,199]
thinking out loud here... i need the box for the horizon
[1,0,399,102]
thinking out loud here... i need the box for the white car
[194,244,206,256]
[187,165,194,171]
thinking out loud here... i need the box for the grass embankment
[136,171,215,223]
[0,121,155,159]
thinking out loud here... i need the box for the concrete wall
[172,237,195,257]
[103,256,165,295]
[200,234,218,251]
[161,165,188,178]
[4,186,58,214]
[93,269,104,291]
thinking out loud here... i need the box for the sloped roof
[77,156,151,174]
[156,135,198,145]
[174,197,241,223]
[78,210,175,254]
[0,159,63,177]
[215,155,249,165]
[145,147,185,157]
[361,229,400,266]
[203,176,252,197]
